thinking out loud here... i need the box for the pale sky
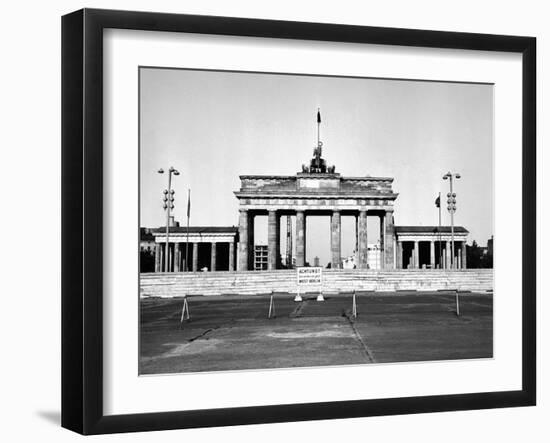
[140,68,493,265]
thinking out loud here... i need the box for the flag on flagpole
[435,195,440,208]
[187,189,191,218]
[317,109,321,123]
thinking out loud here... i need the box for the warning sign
[297,267,322,286]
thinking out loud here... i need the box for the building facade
[395,226,468,269]
[151,226,238,272]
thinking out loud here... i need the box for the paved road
[139,291,493,375]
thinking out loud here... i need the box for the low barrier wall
[140,269,494,298]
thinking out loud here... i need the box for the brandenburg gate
[234,141,398,271]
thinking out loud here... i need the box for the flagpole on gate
[317,108,321,147]
[185,188,190,272]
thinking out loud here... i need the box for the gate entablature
[235,174,398,212]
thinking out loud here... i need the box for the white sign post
[295,267,323,302]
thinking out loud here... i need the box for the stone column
[296,211,306,267]
[414,241,419,269]
[384,211,395,269]
[354,215,359,255]
[229,241,235,271]
[174,242,180,272]
[192,242,198,272]
[267,210,280,270]
[185,242,192,272]
[331,211,342,269]
[379,214,385,267]
[396,241,403,269]
[462,242,467,269]
[248,214,255,269]
[445,241,451,269]
[238,209,249,271]
[276,215,281,268]
[430,241,435,269]
[160,247,164,272]
[154,243,161,272]
[394,237,397,269]
[211,242,217,271]
[358,210,368,269]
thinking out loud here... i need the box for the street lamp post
[443,171,461,269]
[158,167,180,272]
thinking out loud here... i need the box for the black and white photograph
[0,1,541,440]
[139,68,494,375]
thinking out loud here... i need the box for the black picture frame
[61,8,536,435]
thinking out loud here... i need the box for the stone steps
[140,269,493,297]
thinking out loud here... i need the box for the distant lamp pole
[158,167,180,272]
[443,171,461,269]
